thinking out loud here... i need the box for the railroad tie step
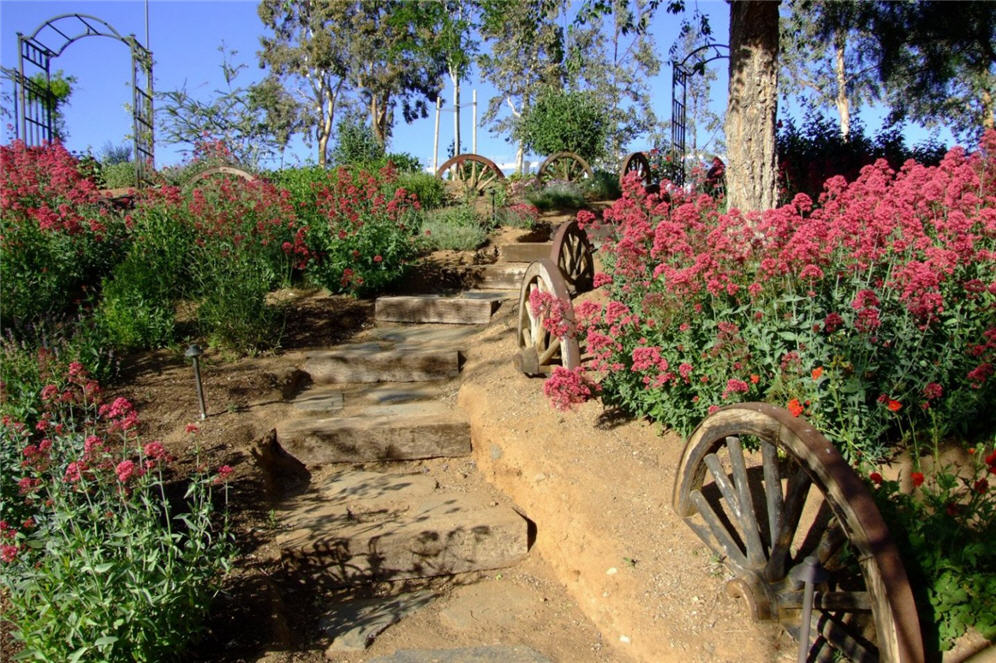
[303,345,460,384]
[500,242,553,263]
[275,400,470,464]
[291,381,451,415]
[469,263,528,290]
[375,295,497,325]
[273,470,529,587]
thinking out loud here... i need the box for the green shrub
[521,88,608,163]
[99,160,138,189]
[331,116,385,166]
[583,169,622,200]
[383,152,422,173]
[304,166,423,296]
[420,204,489,251]
[525,180,587,211]
[397,171,446,210]
[0,363,232,662]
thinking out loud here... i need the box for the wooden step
[303,345,460,384]
[375,296,497,325]
[469,263,528,290]
[500,242,553,263]
[291,381,451,415]
[276,401,470,464]
[274,471,528,586]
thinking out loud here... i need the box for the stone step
[366,323,483,348]
[469,263,528,290]
[303,345,460,384]
[500,242,553,263]
[375,295,498,325]
[276,401,470,464]
[274,471,528,586]
[291,381,451,415]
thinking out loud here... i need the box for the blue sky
[1,0,950,173]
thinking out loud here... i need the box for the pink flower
[1,544,19,563]
[214,465,234,485]
[923,383,943,400]
[115,459,137,483]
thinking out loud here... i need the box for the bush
[397,171,446,210]
[304,164,423,296]
[494,202,540,229]
[0,141,125,335]
[583,169,622,200]
[526,180,587,212]
[331,116,384,166]
[0,363,232,662]
[520,88,608,163]
[99,160,138,189]
[420,204,489,251]
[777,112,947,204]
[555,132,996,463]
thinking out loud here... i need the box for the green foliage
[521,88,608,163]
[420,204,488,251]
[525,180,587,211]
[383,152,423,173]
[331,115,386,166]
[582,169,621,200]
[396,171,446,209]
[98,161,138,189]
[871,445,996,650]
[0,365,233,662]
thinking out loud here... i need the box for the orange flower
[811,366,823,380]
[787,398,804,417]
[887,399,902,412]
[911,472,924,487]
[750,374,760,384]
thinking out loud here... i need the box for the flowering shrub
[562,132,996,463]
[0,362,232,661]
[0,141,125,334]
[870,443,996,649]
[302,164,423,296]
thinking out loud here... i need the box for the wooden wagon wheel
[537,151,593,184]
[619,151,651,189]
[549,220,594,295]
[435,153,506,197]
[183,165,257,192]
[515,258,581,377]
[673,403,923,663]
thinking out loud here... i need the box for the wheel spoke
[764,466,811,582]
[689,489,750,571]
[816,613,878,663]
[726,436,767,566]
[761,439,783,555]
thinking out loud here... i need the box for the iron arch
[15,13,154,186]
[670,43,728,186]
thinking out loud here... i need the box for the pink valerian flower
[721,378,750,399]
[1,544,20,563]
[631,346,668,373]
[214,465,234,485]
[923,382,943,400]
[529,289,575,339]
[17,477,40,495]
[64,461,85,483]
[967,363,993,388]
[593,272,613,288]
[115,459,143,483]
[543,366,599,411]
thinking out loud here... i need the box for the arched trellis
[15,14,154,185]
[671,43,728,186]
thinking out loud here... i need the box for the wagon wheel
[673,403,923,663]
[619,152,651,189]
[515,258,581,377]
[183,165,256,192]
[435,153,506,198]
[537,151,593,184]
[550,220,594,295]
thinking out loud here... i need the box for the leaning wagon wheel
[673,403,923,663]
[515,258,581,377]
[183,165,257,192]
[537,151,593,184]
[435,153,506,197]
[619,152,651,189]
[550,220,594,295]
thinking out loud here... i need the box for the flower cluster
[556,131,996,462]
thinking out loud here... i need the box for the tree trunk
[725,0,780,212]
[452,68,461,156]
[834,33,851,141]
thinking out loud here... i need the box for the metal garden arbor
[14,13,154,185]
[670,43,728,186]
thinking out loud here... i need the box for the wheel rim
[538,151,593,184]
[436,153,505,197]
[550,220,594,295]
[672,403,923,663]
[515,258,580,375]
[183,165,257,192]
[618,152,650,189]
